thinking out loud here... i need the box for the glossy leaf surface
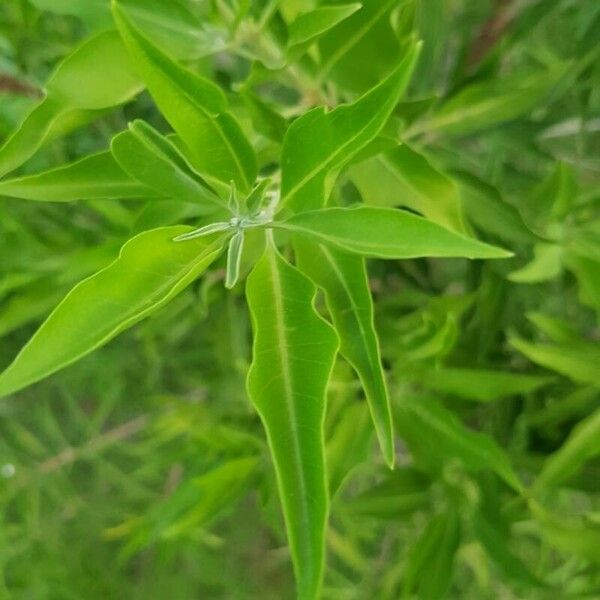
[0,31,141,177]
[350,143,466,233]
[295,239,394,466]
[111,120,222,207]
[0,228,225,398]
[246,243,338,600]
[279,41,421,213]
[277,206,511,259]
[113,2,257,191]
[0,151,158,202]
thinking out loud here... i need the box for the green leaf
[344,468,430,519]
[287,4,362,50]
[246,242,339,600]
[510,335,600,386]
[326,401,373,496]
[0,228,225,398]
[317,0,410,92]
[402,510,460,600]
[522,161,577,229]
[525,313,581,345]
[29,0,112,29]
[409,367,554,402]
[410,65,567,137]
[111,120,223,208]
[349,143,467,233]
[121,457,258,554]
[530,501,600,563]
[295,239,394,466]
[118,0,217,59]
[473,506,544,589]
[394,396,523,492]
[225,231,244,289]
[279,40,421,213]
[45,31,141,109]
[275,206,512,259]
[0,151,158,202]
[241,90,288,144]
[533,408,600,491]
[565,252,600,317]
[113,2,258,191]
[0,31,142,177]
[508,244,563,283]
[454,171,539,245]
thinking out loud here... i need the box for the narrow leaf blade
[246,243,339,600]
[111,121,222,207]
[280,41,421,213]
[534,408,600,491]
[295,240,394,466]
[0,151,158,202]
[0,228,225,398]
[288,4,362,49]
[277,206,511,259]
[113,1,257,191]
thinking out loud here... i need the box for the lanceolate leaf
[317,0,409,92]
[409,65,567,137]
[530,501,600,564]
[295,239,394,466]
[395,396,523,492]
[0,228,226,398]
[113,2,258,191]
[344,468,430,519]
[0,31,142,177]
[510,335,600,387]
[287,4,362,50]
[402,510,460,600]
[0,151,158,202]
[349,143,467,233]
[246,242,339,600]
[326,401,373,496]
[533,408,600,492]
[279,41,421,213]
[454,171,539,245]
[275,206,511,259]
[121,457,259,555]
[111,120,223,208]
[473,507,544,589]
[508,244,563,283]
[409,367,554,402]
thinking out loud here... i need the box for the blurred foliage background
[0,0,599,598]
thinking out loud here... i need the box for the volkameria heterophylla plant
[4,1,598,599]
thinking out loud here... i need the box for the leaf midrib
[318,245,392,463]
[320,246,387,409]
[282,94,397,209]
[267,248,311,564]
[0,234,224,396]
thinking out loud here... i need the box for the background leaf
[0,151,158,202]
